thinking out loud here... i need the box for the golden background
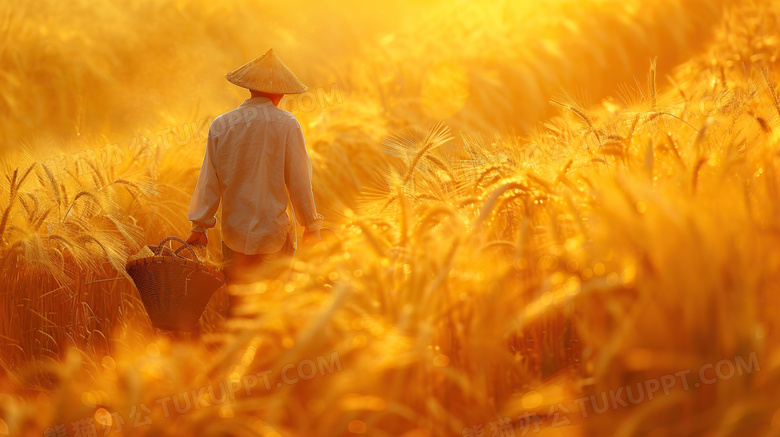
[0,0,778,435]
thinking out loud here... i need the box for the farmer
[186,49,323,316]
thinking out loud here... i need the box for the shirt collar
[239,96,273,107]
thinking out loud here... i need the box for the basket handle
[154,236,201,261]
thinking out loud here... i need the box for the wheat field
[1,0,779,435]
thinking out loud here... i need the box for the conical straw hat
[225,49,308,94]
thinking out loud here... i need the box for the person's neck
[250,91,282,106]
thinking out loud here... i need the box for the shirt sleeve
[188,130,221,235]
[284,119,324,233]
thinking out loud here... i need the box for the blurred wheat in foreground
[1,0,780,436]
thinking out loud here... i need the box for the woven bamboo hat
[225,49,308,94]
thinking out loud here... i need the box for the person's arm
[284,119,324,243]
[187,130,220,246]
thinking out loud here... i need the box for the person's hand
[302,230,321,247]
[186,231,208,246]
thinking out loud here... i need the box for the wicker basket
[126,236,225,332]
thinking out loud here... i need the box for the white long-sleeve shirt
[188,96,323,255]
